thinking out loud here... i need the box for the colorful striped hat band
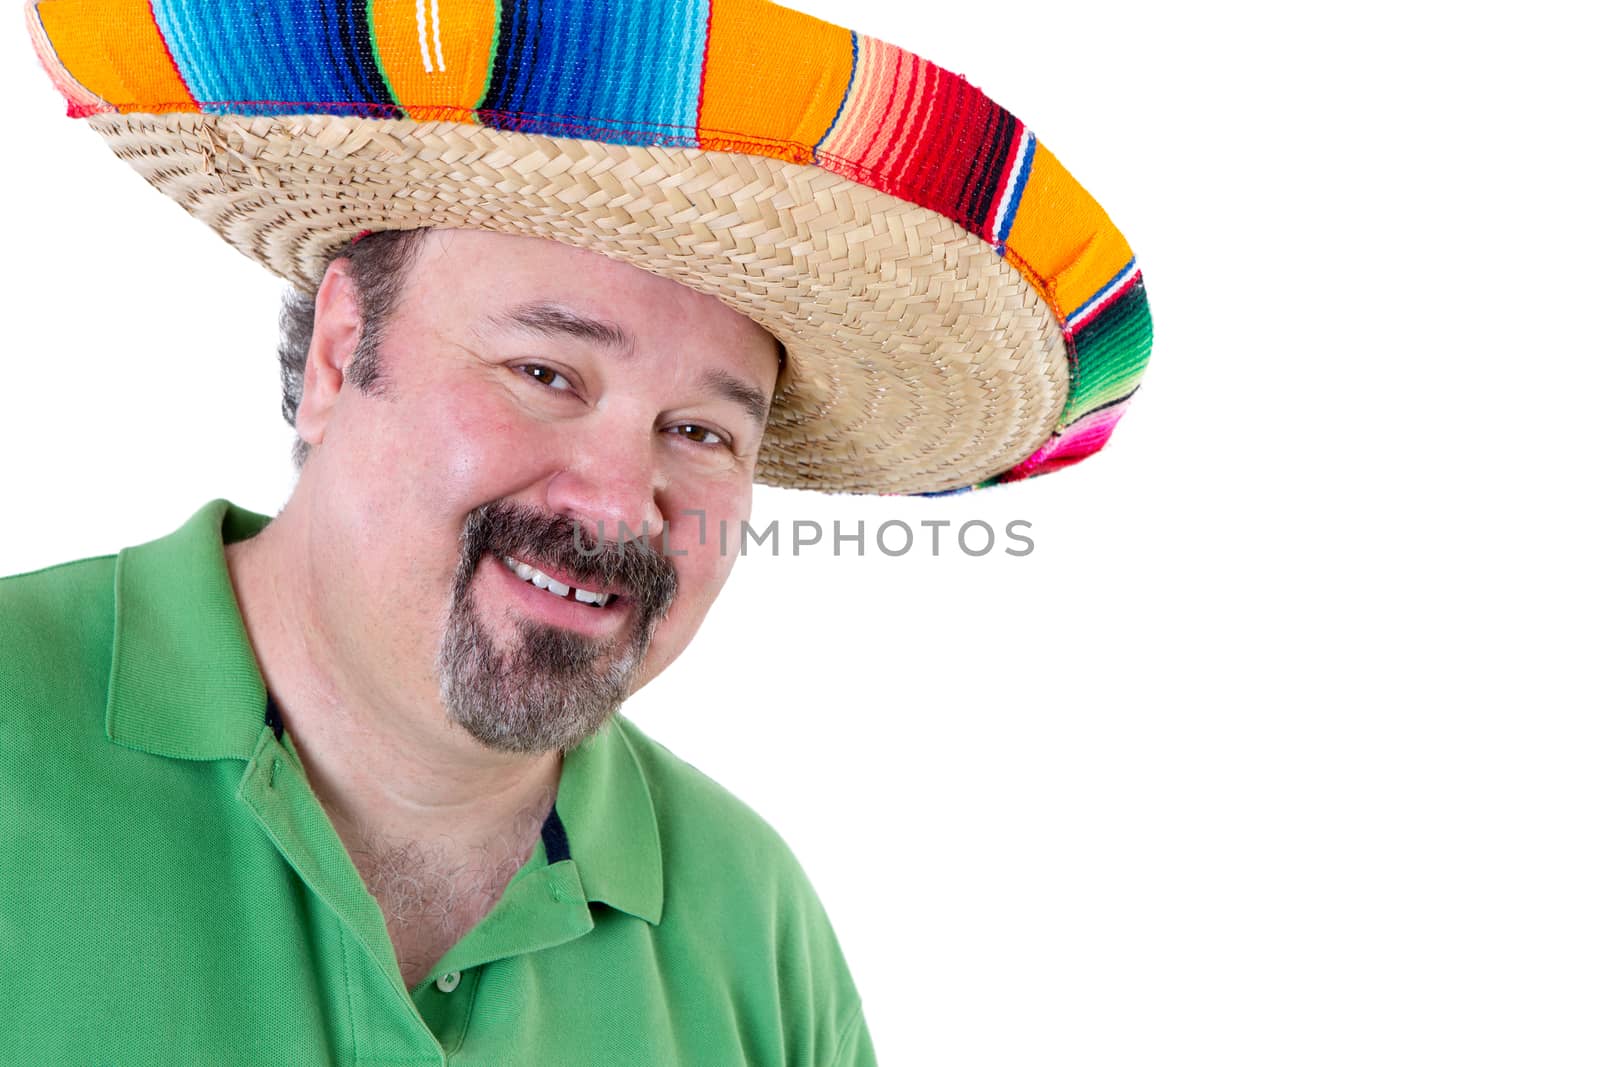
[27,0,1153,496]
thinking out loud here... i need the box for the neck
[224,497,562,855]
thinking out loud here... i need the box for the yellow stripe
[371,0,497,122]
[699,0,855,164]
[1005,142,1134,319]
[33,0,197,113]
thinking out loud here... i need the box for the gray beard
[433,501,677,755]
[434,578,654,755]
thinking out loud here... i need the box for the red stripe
[957,86,1008,231]
[877,56,927,187]
[1066,270,1142,334]
[905,67,963,212]
[886,61,941,197]
[943,77,993,226]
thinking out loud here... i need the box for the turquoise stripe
[147,0,394,117]
[678,0,712,135]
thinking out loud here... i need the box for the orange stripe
[32,0,196,114]
[371,0,497,122]
[698,0,855,164]
[1004,142,1133,318]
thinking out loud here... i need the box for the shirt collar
[105,498,271,761]
[105,498,663,925]
[554,717,664,925]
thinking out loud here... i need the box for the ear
[294,258,363,450]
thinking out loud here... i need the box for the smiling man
[228,227,786,994]
[3,0,1152,1063]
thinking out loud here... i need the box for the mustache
[454,501,678,617]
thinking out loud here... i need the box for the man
[4,0,1151,1063]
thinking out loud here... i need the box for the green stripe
[365,0,405,119]
[1065,282,1153,420]
[475,0,504,110]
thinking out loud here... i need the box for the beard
[435,501,677,754]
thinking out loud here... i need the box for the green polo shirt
[0,500,874,1066]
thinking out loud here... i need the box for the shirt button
[435,971,461,993]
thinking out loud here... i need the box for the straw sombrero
[26,0,1152,496]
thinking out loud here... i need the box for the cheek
[407,383,536,511]
[663,487,750,604]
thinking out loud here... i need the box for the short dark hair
[277,228,431,469]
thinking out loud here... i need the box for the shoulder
[608,714,857,968]
[607,716,871,1063]
[0,552,119,695]
[611,714,812,897]
[0,552,121,783]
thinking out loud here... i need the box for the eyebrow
[487,300,771,427]
[702,368,771,429]
[486,301,634,354]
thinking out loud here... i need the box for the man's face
[296,229,781,754]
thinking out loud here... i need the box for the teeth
[501,556,613,608]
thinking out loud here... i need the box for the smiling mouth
[499,555,617,608]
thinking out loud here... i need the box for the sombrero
[26,0,1153,496]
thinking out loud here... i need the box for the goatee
[436,502,677,754]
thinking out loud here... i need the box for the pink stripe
[999,402,1130,482]
[854,43,916,175]
[26,6,110,116]
[822,35,887,164]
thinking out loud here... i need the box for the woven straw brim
[86,112,1069,496]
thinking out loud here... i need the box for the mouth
[499,555,621,610]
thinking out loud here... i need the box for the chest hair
[341,801,550,987]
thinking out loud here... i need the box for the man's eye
[668,423,728,448]
[522,364,573,391]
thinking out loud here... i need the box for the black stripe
[541,807,571,864]
[1068,385,1142,424]
[952,96,999,230]
[979,113,1024,227]
[1075,276,1151,351]
[264,695,285,742]
[344,0,399,114]
[962,103,1018,232]
[481,0,540,119]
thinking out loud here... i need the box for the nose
[543,422,667,549]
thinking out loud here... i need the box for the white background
[3,1,1595,1064]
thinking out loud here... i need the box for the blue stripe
[812,31,859,159]
[480,0,706,146]
[150,0,394,117]
[1066,257,1139,324]
[994,131,1036,253]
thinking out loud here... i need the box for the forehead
[406,229,779,363]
